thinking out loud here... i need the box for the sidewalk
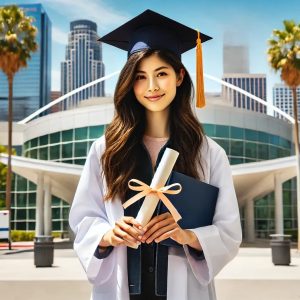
[0,244,300,300]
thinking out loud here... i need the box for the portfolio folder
[159,171,219,247]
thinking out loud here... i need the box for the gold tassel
[196,31,205,108]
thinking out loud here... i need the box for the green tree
[0,5,37,213]
[268,20,300,249]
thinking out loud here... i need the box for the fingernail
[138,235,142,240]
[136,241,141,246]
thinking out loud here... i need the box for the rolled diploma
[135,148,179,227]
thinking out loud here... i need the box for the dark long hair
[101,49,206,202]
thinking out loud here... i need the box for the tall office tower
[223,45,250,74]
[61,20,105,108]
[273,83,300,120]
[222,74,267,113]
[0,4,51,121]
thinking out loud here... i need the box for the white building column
[35,173,44,236]
[274,173,284,235]
[244,198,255,242]
[44,177,52,236]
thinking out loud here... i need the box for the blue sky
[2,0,300,113]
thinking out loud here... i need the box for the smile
[144,94,165,102]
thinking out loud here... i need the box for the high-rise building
[223,45,249,74]
[0,4,51,121]
[61,20,105,108]
[273,83,300,121]
[222,74,267,113]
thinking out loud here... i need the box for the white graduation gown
[69,135,242,300]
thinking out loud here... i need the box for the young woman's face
[133,53,184,113]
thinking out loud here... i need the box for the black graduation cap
[99,9,212,108]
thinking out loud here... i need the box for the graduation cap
[99,9,212,108]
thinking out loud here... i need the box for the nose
[148,77,159,92]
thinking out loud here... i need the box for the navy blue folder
[159,171,219,247]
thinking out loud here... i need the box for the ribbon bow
[123,179,182,222]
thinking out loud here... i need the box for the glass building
[61,20,105,109]
[222,74,267,114]
[273,83,300,121]
[0,4,51,121]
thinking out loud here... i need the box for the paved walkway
[0,243,300,300]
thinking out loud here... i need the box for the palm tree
[0,6,37,218]
[268,20,300,250]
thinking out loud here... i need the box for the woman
[69,9,242,300]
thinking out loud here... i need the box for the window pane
[215,125,229,138]
[230,140,244,156]
[53,221,61,231]
[75,127,88,140]
[39,135,48,146]
[17,209,26,219]
[62,143,73,158]
[31,138,38,148]
[30,149,37,159]
[52,196,62,206]
[50,132,60,144]
[62,129,73,142]
[258,144,268,160]
[230,127,244,139]
[74,159,86,165]
[28,209,35,219]
[258,131,269,143]
[74,142,87,157]
[269,145,278,159]
[50,145,60,160]
[17,177,27,191]
[52,207,61,219]
[203,124,215,137]
[16,193,27,207]
[16,222,26,230]
[39,147,48,160]
[245,142,257,158]
[28,192,36,207]
[245,129,258,141]
[89,125,104,139]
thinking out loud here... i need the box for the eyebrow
[136,66,169,73]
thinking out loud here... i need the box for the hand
[141,212,188,245]
[100,216,144,249]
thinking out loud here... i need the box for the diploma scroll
[135,148,179,227]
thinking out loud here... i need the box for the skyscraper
[0,4,51,121]
[222,43,267,113]
[222,74,267,113]
[61,20,105,108]
[273,83,300,120]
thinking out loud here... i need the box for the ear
[176,68,185,87]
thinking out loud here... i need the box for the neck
[144,108,170,138]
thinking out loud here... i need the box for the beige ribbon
[123,179,182,222]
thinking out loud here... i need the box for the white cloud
[52,26,68,45]
[45,0,128,29]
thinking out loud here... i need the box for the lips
[144,94,165,102]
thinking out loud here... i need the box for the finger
[116,220,143,241]
[146,223,177,244]
[155,228,180,243]
[123,216,144,232]
[122,237,141,249]
[143,213,171,232]
[110,235,125,247]
[142,218,174,241]
[113,226,139,243]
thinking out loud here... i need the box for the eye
[157,72,168,77]
[135,74,146,81]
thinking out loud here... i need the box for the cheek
[133,82,143,98]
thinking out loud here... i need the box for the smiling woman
[69,9,242,300]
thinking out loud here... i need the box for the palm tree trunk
[292,87,300,251]
[5,75,13,249]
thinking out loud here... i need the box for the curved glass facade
[12,122,296,240]
[12,125,105,232]
[203,124,296,241]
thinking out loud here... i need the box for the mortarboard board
[159,170,219,247]
[99,9,212,108]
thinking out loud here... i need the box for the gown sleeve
[69,137,115,285]
[183,144,242,286]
